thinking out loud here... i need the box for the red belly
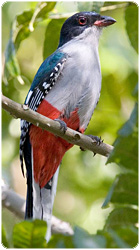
[30,99,80,188]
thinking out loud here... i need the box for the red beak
[94,15,116,27]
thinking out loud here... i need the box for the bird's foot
[54,119,67,134]
[88,135,104,146]
[88,135,104,156]
[80,135,103,156]
[80,146,86,152]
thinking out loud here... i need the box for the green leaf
[107,103,138,172]
[5,38,20,78]
[125,4,138,53]
[101,222,138,248]
[16,9,34,25]
[36,2,56,19]
[3,9,33,83]
[78,2,104,13]
[47,234,74,248]
[102,172,138,207]
[14,10,34,50]
[43,18,66,59]
[73,227,106,248]
[98,225,138,248]
[104,207,138,231]
[119,103,138,137]
[15,26,32,51]
[13,219,47,248]
[14,2,56,50]
[4,2,57,83]
[102,178,118,208]
[107,229,130,248]
[103,2,126,6]
[2,225,9,248]
[132,83,138,100]
[113,226,138,248]
[92,2,104,12]
[77,2,94,12]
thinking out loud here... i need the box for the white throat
[61,25,102,52]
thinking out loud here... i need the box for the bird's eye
[78,16,87,25]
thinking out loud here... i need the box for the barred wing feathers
[20,51,67,176]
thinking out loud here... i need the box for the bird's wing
[20,51,67,176]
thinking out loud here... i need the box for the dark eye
[78,16,87,25]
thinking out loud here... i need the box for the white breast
[45,26,102,130]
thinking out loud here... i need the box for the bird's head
[59,11,116,47]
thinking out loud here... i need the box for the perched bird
[20,11,116,241]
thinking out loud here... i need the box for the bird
[20,11,116,241]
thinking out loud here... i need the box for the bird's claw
[80,135,103,154]
[88,135,103,146]
[54,119,67,133]
[80,146,86,151]
[87,135,103,157]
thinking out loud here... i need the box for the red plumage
[30,99,80,188]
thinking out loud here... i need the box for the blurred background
[2,1,138,242]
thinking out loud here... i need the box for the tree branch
[49,3,131,19]
[100,2,131,12]
[2,180,74,236]
[2,94,113,157]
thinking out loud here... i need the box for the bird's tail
[23,135,33,219]
[24,140,59,242]
[41,167,60,241]
[31,147,60,242]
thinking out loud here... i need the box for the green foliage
[13,2,56,50]
[5,38,20,78]
[78,2,104,12]
[2,1,138,248]
[3,2,56,84]
[108,103,138,171]
[36,2,56,19]
[14,9,35,50]
[43,18,66,59]
[73,227,106,248]
[101,101,138,248]
[13,220,47,248]
[125,3,138,53]
[47,234,74,248]
[2,225,9,248]
[102,173,138,206]
[104,207,138,230]
[92,2,105,12]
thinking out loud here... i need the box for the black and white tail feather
[20,56,66,241]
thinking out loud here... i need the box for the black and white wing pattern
[20,51,67,175]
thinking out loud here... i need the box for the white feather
[20,119,24,128]
[45,26,102,131]
[40,167,60,242]
[32,147,42,219]
[25,90,33,104]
